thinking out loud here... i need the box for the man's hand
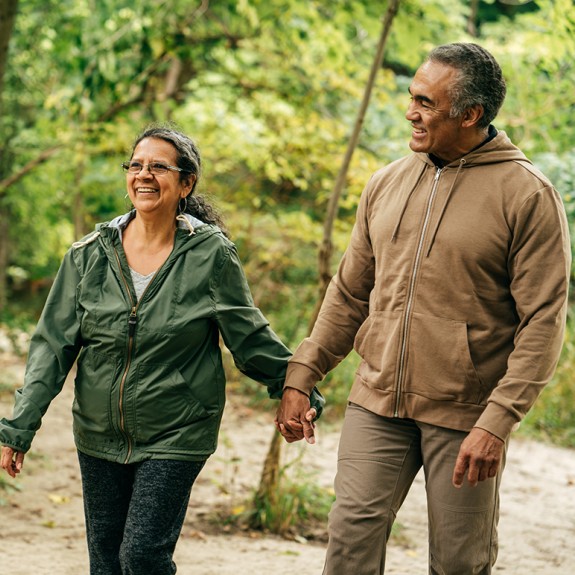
[1,446,25,479]
[275,387,317,445]
[452,427,504,488]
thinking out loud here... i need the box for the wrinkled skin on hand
[275,387,317,444]
[1,446,25,479]
[452,427,504,488]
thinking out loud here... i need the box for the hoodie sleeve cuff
[473,402,520,442]
[283,362,321,396]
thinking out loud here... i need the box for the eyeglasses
[121,161,189,175]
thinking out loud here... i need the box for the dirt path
[1,355,575,575]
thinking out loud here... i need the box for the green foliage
[247,458,335,536]
[2,0,575,450]
[0,475,21,506]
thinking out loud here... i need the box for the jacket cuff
[284,362,321,396]
[473,402,519,442]
[0,421,34,453]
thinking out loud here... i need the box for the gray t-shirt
[130,268,156,301]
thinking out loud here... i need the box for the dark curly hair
[426,43,507,129]
[131,125,227,234]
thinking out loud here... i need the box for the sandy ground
[1,353,575,575]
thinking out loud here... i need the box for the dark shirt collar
[430,125,498,168]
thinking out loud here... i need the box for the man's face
[406,61,468,163]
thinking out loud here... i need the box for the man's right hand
[275,387,317,444]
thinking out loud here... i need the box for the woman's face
[126,137,191,220]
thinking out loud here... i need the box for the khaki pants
[323,403,505,575]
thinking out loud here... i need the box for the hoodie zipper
[394,167,442,417]
[113,247,160,464]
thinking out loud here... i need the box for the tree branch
[0,146,61,195]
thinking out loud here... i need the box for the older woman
[0,126,322,575]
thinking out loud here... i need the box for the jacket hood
[72,211,223,254]
[102,210,206,235]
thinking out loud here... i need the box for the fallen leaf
[48,494,70,504]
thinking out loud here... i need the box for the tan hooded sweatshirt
[286,130,571,441]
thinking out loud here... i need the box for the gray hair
[130,124,227,233]
[426,43,507,129]
[131,125,202,194]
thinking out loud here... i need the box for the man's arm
[454,183,570,486]
[275,179,377,443]
[473,185,570,440]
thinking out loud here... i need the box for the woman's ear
[183,174,197,194]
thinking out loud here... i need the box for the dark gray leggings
[78,451,206,575]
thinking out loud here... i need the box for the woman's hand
[1,446,25,478]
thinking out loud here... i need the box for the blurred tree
[251,0,403,534]
[0,0,19,310]
[0,0,573,539]
[0,0,573,324]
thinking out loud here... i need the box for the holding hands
[275,387,317,444]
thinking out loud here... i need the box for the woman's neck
[122,214,176,274]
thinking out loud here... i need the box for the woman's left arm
[213,243,291,398]
[213,242,325,417]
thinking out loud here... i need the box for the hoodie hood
[417,129,530,169]
[393,130,534,255]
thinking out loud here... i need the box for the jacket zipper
[112,247,160,464]
[394,167,442,417]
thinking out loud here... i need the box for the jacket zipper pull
[128,308,137,336]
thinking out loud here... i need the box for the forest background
[1,0,575,529]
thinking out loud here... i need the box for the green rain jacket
[0,212,323,463]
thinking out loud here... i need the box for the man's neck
[430,125,497,167]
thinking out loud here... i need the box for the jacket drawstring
[176,214,195,236]
[72,231,101,249]
[390,163,427,243]
[425,158,466,257]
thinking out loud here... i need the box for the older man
[276,43,570,574]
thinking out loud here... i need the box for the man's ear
[461,104,484,128]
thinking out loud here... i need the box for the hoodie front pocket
[354,310,402,389]
[405,312,482,404]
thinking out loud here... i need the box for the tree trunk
[0,0,19,312]
[252,0,403,534]
[0,208,9,311]
[307,0,402,333]
[73,151,86,240]
[250,429,282,529]
[467,0,480,37]
[0,0,18,103]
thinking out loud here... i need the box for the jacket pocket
[132,363,211,444]
[73,348,120,440]
[406,312,482,403]
[354,310,402,389]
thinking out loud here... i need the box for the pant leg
[419,423,507,575]
[119,458,205,575]
[323,403,423,575]
[78,451,134,575]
